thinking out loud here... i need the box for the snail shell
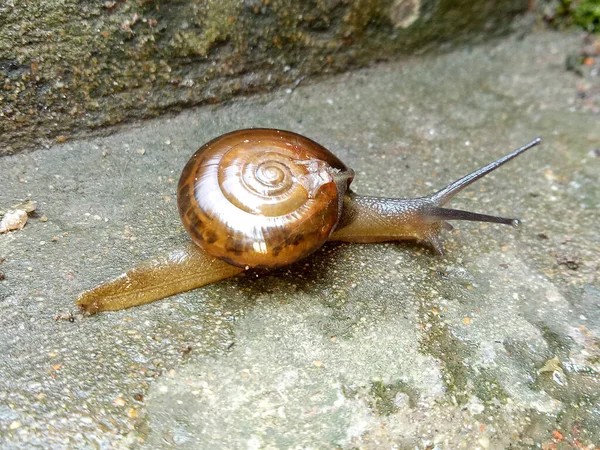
[177,129,354,268]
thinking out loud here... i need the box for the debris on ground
[0,200,37,233]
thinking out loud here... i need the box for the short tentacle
[421,207,520,227]
[423,230,445,255]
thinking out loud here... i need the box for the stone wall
[0,0,529,155]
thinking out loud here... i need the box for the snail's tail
[77,243,243,315]
[430,137,541,206]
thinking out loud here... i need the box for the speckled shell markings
[177,128,352,268]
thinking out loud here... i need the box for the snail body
[77,129,541,314]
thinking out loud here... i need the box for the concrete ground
[1,31,599,449]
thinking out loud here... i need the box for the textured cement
[0,31,599,449]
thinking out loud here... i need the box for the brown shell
[177,128,352,268]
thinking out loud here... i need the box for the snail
[77,128,541,314]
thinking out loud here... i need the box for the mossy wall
[0,0,529,155]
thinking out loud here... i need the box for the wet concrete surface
[0,31,599,449]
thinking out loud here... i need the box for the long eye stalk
[431,138,542,206]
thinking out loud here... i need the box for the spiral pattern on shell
[178,129,352,268]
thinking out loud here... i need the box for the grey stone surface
[1,31,599,448]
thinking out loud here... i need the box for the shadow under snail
[77,128,542,314]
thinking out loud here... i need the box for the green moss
[420,320,472,404]
[573,0,600,31]
[550,0,600,32]
[368,379,418,415]
[539,325,573,360]
[169,0,241,58]
[472,371,509,403]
